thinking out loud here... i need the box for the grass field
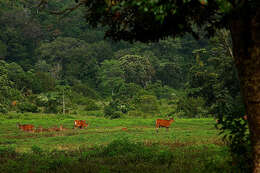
[0,113,233,173]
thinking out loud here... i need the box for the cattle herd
[17,117,175,133]
[17,120,89,133]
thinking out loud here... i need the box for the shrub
[35,94,48,107]
[176,96,208,118]
[104,106,122,119]
[0,104,8,114]
[104,100,122,119]
[44,92,60,114]
[213,93,252,172]
[146,82,177,99]
[135,95,159,114]
[84,99,100,111]
[17,102,39,113]
[72,94,88,105]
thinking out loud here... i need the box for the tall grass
[0,139,233,173]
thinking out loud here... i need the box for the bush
[17,102,39,113]
[146,82,177,99]
[0,104,8,114]
[35,94,48,107]
[213,93,252,172]
[104,107,121,119]
[72,94,88,105]
[177,96,208,118]
[104,100,123,119]
[84,99,100,111]
[44,105,59,114]
[104,106,122,119]
[43,92,60,114]
[135,95,159,114]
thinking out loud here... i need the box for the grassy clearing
[0,113,233,172]
[0,113,220,151]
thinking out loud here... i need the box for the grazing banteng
[11,100,17,106]
[17,123,35,132]
[155,118,175,132]
[59,125,67,131]
[74,120,88,129]
[122,128,127,131]
[35,126,49,133]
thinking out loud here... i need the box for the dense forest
[0,1,254,172]
[0,0,244,118]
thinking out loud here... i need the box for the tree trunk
[230,11,260,173]
[62,90,65,115]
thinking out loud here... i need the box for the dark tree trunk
[230,11,260,173]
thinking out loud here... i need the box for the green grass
[0,113,233,172]
[0,114,220,151]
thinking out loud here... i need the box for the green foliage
[0,103,8,114]
[36,37,99,85]
[71,94,89,105]
[213,91,251,172]
[177,96,208,118]
[119,54,155,87]
[44,92,60,114]
[0,1,255,171]
[0,135,233,173]
[35,94,49,107]
[17,102,39,113]
[84,99,100,111]
[199,35,251,171]
[0,61,23,108]
[99,138,153,157]
[0,40,7,59]
[34,72,56,93]
[135,95,159,115]
[146,82,176,99]
[157,62,183,88]
[103,99,125,119]
[112,82,143,102]
[72,83,101,100]
[97,59,124,95]
[104,108,122,119]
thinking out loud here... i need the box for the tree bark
[230,11,260,173]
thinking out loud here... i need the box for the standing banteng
[74,120,88,129]
[17,123,35,132]
[155,118,175,132]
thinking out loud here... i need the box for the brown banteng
[34,126,49,133]
[122,128,127,131]
[49,126,62,132]
[11,100,18,106]
[155,118,175,132]
[59,125,67,131]
[74,120,88,129]
[17,123,35,132]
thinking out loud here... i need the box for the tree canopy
[53,0,259,172]
[0,0,259,171]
